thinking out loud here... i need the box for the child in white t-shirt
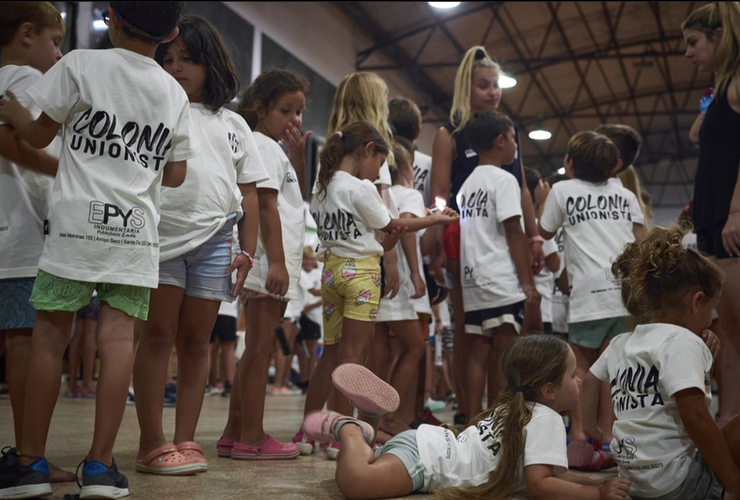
[217,68,309,460]
[586,224,740,500]
[306,122,458,440]
[303,335,631,499]
[457,111,540,420]
[539,131,644,468]
[0,3,197,498]
[131,15,268,475]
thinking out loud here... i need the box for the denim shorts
[0,277,37,329]
[30,270,150,320]
[159,219,235,302]
[568,316,628,349]
[631,452,723,500]
[373,429,425,492]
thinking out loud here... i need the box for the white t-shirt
[244,132,305,300]
[392,184,432,316]
[413,150,432,207]
[310,171,391,259]
[550,227,569,334]
[26,49,199,287]
[0,65,60,279]
[534,237,558,324]
[457,165,525,311]
[299,266,323,326]
[539,178,643,323]
[590,324,713,497]
[218,299,240,319]
[158,103,269,261]
[416,403,567,492]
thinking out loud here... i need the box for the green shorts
[30,270,150,320]
[568,316,628,349]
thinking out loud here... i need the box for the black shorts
[297,315,321,341]
[464,300,525,336]
[697,221,737,259]
[210,315,237,343]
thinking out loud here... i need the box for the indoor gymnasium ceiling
[334,1,711,208]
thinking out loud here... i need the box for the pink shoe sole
[230,435,299,460]
[217,438,236,458]
[332,364,399,416]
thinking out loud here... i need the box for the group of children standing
[1,2,740,500]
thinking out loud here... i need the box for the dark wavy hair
[237,68,310,129]
[155,15,239,111]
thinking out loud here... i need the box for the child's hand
[382,257,400,299]
[524,287,541,307]
[701,328,721,362]
[410,271,425,299]
[381,226,406,252]
[0,90,30,126]
[228,253,253,298]
[599,477,631,499]
[435,207,459,225]
[265,262,290,297]
[284,123,311,167]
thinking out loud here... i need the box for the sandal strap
[142,444,179,464]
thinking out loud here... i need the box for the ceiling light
[428,2,461,9]
[528,128,552,141]
[92,19,107,31]
[499,74,517,89]
[558,167,566,175]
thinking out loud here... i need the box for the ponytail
[316,122,389,200]
[450,46,500,133]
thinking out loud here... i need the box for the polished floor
[0,388,613,499]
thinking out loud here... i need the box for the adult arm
[521,165,545,274]
[689,112,704,146]
[428,126,455,278]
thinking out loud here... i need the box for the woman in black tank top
[428,46,544,428]
[683,2,740,422]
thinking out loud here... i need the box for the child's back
[28,47,198,286]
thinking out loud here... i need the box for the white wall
[224,2,438,154]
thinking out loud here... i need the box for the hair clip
[336,131,343,138]
[474,48,486,61]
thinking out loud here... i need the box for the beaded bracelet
[236,250,254,268]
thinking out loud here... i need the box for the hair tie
[514,386,526,393]
[474,48,486,61]
[336,131,343,139]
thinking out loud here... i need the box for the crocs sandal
[331,364,400,417]
[216,438,236,458]
[291,430,316,456]
[134,443,203,475]
[230,435,299,460]
[175,441,207,472]
[302,410,375,445]
[567,440,605,471]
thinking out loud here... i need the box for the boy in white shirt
[457,111,540,420]
[539,131,645,466]
[0,2,198,498]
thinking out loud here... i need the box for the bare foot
[49,461,75,483]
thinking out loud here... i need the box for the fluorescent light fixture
[92,19,107,31]
[499,74,517,89]
[528,129,552,141]
[558,167,566,175]
[429,2,461,9]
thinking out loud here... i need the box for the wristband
[236,250,254,268]
[529,236,544,244]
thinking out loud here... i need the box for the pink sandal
[216,437,236,458]
[303,410,375,445]
[230,435,299,460]
[176,441,207,472]
[332,364,399,416]
[134,443,203,475]
[567,440,605,471]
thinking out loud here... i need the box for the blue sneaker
[0,446,52,498]
[78,458,130,499]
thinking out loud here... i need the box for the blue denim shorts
[159,219,235,302]
[0,277,37,329]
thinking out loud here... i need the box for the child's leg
[172,295,221,445]
[67,319,83,393]
[486,324,518,408]
[305,339,319,379]
[568,343,599,442]
[132,285,184,457]
[465,333,493,420]
[722,415,740,466]
[448,258,470,423]
[237,296,283,444]
[219,339,236,389]
[5,329,32,449]
[303,342,339,414]
[86,302,135,464]
[596,338,614,444]
[19,310,74,464]
[272,318,296,390]
[334,318,377,417]
[366,322,391,381]
[382,320,425,434]
[80,318,98,393]
[335,425,414,500]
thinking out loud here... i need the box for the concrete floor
[0,389,613,499]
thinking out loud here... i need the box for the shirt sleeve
[0,68,42,126]
[167,100,200,162]
[624,188,645,225]
[354,181,392,230]
[658,334,713,398]
[255,139,282,191]
[235,118,270,185]
[25,53,79,124]
[522,407,568,474]
[495,171,523,223]
[398,189,426,218]
[539,183,566,233]
[590,343,612,381]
